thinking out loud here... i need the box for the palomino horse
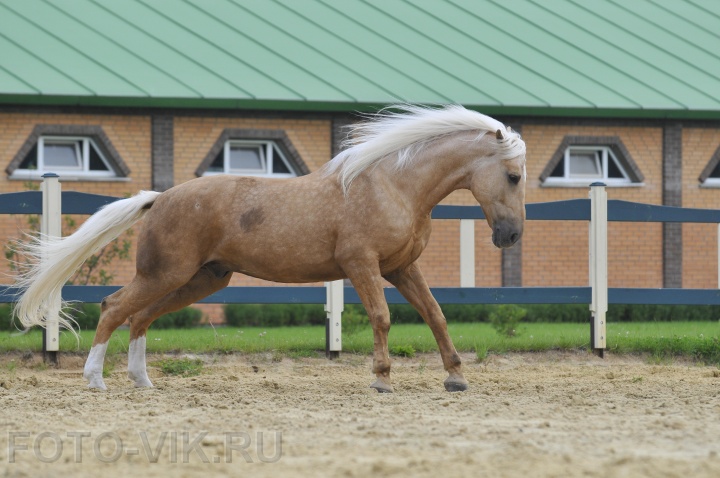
[14,105,527,392]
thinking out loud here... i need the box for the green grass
[1,321,719,363]
[152,358,204,377]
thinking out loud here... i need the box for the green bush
[523,304,589,323]
[153,307,203,329]
[390,344,416,357]
[606,304,720,322]
[388,304,422,324]
[0,304,13,331]
[223,304,326,327]
[4,301,720,332]
[489,304,527,337]
[0,302,203,332]
[388,304,493,324]
[66,303,101,330]
[341,305,370,336]
[0,302,102,332]
[219,303,720,327]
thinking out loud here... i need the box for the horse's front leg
[343,261,394,393]
[385,262,468,392]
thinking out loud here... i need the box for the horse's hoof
[129,371,153,388]
[444,379,469,392]
[370,379,394,393]
[86,379,107,391]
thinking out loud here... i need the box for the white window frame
[11,136,117,180]
[203,140,297,178]
[701,177,720,188]
[701,162,720,188]
[543,145,638,188]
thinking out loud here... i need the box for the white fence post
[41,173,61,362]
[589,182,608,356]
[325,280,343,358]
[459,219,476,287]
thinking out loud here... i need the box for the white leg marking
[83,342,108,390]
[128,336,153,388]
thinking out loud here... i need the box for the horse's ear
[496,129,504,140]
[507,126,513,133]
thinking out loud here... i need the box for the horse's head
[469,129,526,249]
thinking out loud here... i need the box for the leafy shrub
[153,307,203,329]
[66,303,101,330]
[490,304,527,337]
[213,303,720,328]
[390,344,416,358]
[0,304,13,331]
[443,304,494,323]
[0,303,101,332]
[523,304,589,323]
[223,304,326,327]
[341,305,369,336]
[388,304,422,324]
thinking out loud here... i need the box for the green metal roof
[1,0,719,118]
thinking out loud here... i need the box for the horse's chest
[379,219,431,272]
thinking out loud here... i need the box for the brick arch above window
[698,144,720,184]
[195,129,310,177]
[539,135,644,184]
[6,124,130,178]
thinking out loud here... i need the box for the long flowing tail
[13,190,161,331]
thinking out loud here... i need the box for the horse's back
[138,174,347,282]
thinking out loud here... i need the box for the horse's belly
[217,241,344,283]
[235,261,345,283]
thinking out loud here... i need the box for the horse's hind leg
[126,264,232,388]
[83,268,199,389]
[385,262,468,392]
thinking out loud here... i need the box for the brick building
[1,1,718,321]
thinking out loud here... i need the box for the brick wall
[682,127,720,289]
[2,108,719,325]
[0,112,152,286]
[521,123,664,288]
[173,116,331,184]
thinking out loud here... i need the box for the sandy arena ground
[1,350,720,477]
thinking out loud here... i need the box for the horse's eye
[508,174,521,185]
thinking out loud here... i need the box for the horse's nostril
[510,233,519,243]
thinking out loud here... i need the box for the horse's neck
[376,132,485,215]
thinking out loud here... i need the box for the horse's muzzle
[492,222,522,248]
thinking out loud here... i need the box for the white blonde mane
[326,104,526,194]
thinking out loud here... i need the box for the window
[707,162,720,184]
[204,140,296,177]
[699,145,720,188]
[546,146,630,185]
[16,136,114,177]
[196,129,310,178]
[540,136,643,187]
[7,125,130,181]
